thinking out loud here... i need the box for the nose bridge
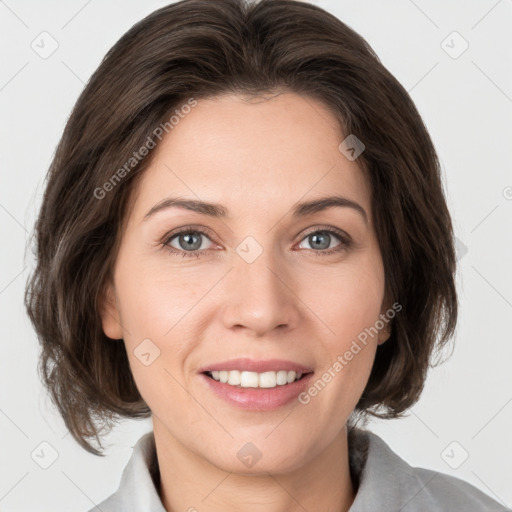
[222,237,298,334]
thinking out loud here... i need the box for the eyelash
[161,225,352,259]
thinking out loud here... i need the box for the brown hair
[25,0,457,455]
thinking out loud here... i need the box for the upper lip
[198,358,314,374]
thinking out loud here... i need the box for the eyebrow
[143,195,368,224]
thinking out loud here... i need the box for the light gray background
[1,0,511,510]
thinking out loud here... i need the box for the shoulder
[348,428,510,511]
[410,465,510,511]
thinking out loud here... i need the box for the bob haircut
[25,0,458,455]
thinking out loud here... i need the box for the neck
[152,418,356,512]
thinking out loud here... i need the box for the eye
[161,226,352,258]
[163,227,215,258]
[296,228,351,256]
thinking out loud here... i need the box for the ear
[377,298,393,346]
[98,280,124,340]
[377,322,392,346]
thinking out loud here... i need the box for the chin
[215,452,307,476]
[202,436,310,476]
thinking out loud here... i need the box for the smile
[205,370,307,388]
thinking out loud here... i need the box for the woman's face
[101,91,390,473]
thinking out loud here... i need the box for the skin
[100,91,391,512]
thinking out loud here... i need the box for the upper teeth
[210,370,303,388]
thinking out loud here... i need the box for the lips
[197,357,314,374]
[199,370,315,410]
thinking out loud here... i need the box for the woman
[24,0,510,510]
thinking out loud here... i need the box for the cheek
[297,256,384,403]
[112,252,217,404]
[114,255,202,418]
[114,251,214,341]
[301,258,385,348]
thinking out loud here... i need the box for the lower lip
[199,372,314,411]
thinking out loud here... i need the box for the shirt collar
[113,431,166,511]
[348,427,421,510]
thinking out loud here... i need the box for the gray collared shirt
[88,429,510,511]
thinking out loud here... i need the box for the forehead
[128,92,371,222]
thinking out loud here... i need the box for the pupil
[181,232,201,251]
[311,232,329,250]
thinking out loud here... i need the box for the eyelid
[161,224,351,243]
[298,224,352,243]
[160,225,217,248]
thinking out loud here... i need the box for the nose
[220,249,300,337]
